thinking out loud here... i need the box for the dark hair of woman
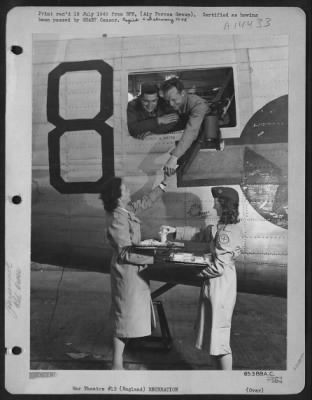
[218,197,240,225]
[99,177,122,213]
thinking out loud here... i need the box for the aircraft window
[127,67,236,139]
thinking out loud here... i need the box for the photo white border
[5,6,306,394]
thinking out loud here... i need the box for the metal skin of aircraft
[31,34,288,297]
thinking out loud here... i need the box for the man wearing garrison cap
[127,82,181,139]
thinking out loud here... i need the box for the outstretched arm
[171,98,209,158]
[129,174,170,214]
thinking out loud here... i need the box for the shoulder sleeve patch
[218,232,230,245]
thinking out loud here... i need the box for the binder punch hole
[11,45,23,55]
[12,195,22,204]
[6,346,22,355]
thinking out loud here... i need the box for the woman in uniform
[100,175,169,370]
[161,187,242,370]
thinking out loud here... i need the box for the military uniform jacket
[171,94,209,158]
[127,97,180,137]
[176,223,242,355]
[106,186,163,338]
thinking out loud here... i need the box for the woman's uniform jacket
[106,186,163,338]
[176,223,242,356]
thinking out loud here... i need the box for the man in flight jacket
[127,82,181,139]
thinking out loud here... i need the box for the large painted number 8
[47,60,114,193]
